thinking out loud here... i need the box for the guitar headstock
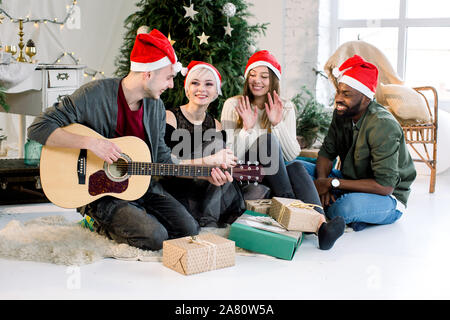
[231,162,265,184]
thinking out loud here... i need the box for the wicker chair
[401,86,438,193]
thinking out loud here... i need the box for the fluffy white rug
[0,215,256,266]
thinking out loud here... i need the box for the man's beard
[336,96,364,118]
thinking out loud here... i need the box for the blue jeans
[299,160,403,226]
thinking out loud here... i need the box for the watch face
[332,179,340,188]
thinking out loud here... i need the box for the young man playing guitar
[28,29,236,251]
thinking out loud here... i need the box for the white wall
[247,0,320,100]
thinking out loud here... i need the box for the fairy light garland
[0,0,77,25]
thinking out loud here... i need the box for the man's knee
[326,196,358,223]
[109,203,169,251]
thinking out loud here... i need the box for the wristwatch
[331,178,340,189]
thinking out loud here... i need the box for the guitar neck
[127,162,231,177]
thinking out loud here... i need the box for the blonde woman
[161,61,245,227]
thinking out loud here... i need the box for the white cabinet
[3,64,86,157]
[5,64,86,116]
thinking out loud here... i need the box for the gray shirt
[28,78,176,165]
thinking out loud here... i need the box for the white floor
[1,172,450,300]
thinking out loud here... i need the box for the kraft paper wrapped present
[162,233,235,275]
[269,197,323,232]
[245,199,272,214]
[228,210,303,260]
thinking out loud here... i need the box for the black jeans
[244,133,324,215]
[81,181,200,251]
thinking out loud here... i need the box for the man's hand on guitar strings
[89,138,123,164]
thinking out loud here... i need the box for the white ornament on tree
[183,3,199,20]
[222,2,236,37]
[197,32,210,45]
[224,22,233,37]
[222,3,237,18]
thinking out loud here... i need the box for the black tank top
[165,107,224,159]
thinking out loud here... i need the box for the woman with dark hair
[221,50,345,250]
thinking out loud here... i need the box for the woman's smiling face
[247,66,271,98]
[186,69,218,107]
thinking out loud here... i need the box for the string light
[0,0,77,26]
[52,51,106,81]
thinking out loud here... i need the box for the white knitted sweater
[220,96,301,162]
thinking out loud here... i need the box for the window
[331,0,450,109]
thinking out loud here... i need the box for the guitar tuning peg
[254,161,259,165]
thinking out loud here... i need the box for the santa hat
[244,50,281,80]
[130,29,182,73]
[181,61,222,95]
[332,55,378,99]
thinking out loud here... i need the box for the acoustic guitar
[39,123,264,208]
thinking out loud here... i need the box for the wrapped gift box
[245,199,272,214]
[162,233,235,275]
[228,210,303,260]
[269,197,323,232]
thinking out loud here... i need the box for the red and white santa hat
[181,61,222,95]
[130,29,182,73]
[332,55,378,99]
[244,50,281,80]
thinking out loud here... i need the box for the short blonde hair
[184,67,220,99]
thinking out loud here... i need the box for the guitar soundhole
[103,153,131,182]
[109,158,128,178]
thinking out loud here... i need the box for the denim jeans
[299,160,403,225]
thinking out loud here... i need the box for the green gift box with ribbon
[228,210,303,260]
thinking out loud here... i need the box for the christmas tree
[114,0,267,117]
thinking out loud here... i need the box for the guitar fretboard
[127,162,232,177]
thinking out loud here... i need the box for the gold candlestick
[16,19,27,62]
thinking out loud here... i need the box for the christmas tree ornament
[224,21,233,37]
[137,25,150,34]
[197,32,210,45]
[222,3,236,37]
[168,33,176,46]
[222,3,237,18]
[183,2,199,20]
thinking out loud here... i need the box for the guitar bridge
[77,149,87,184]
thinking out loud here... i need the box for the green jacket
[319,100,416,206]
